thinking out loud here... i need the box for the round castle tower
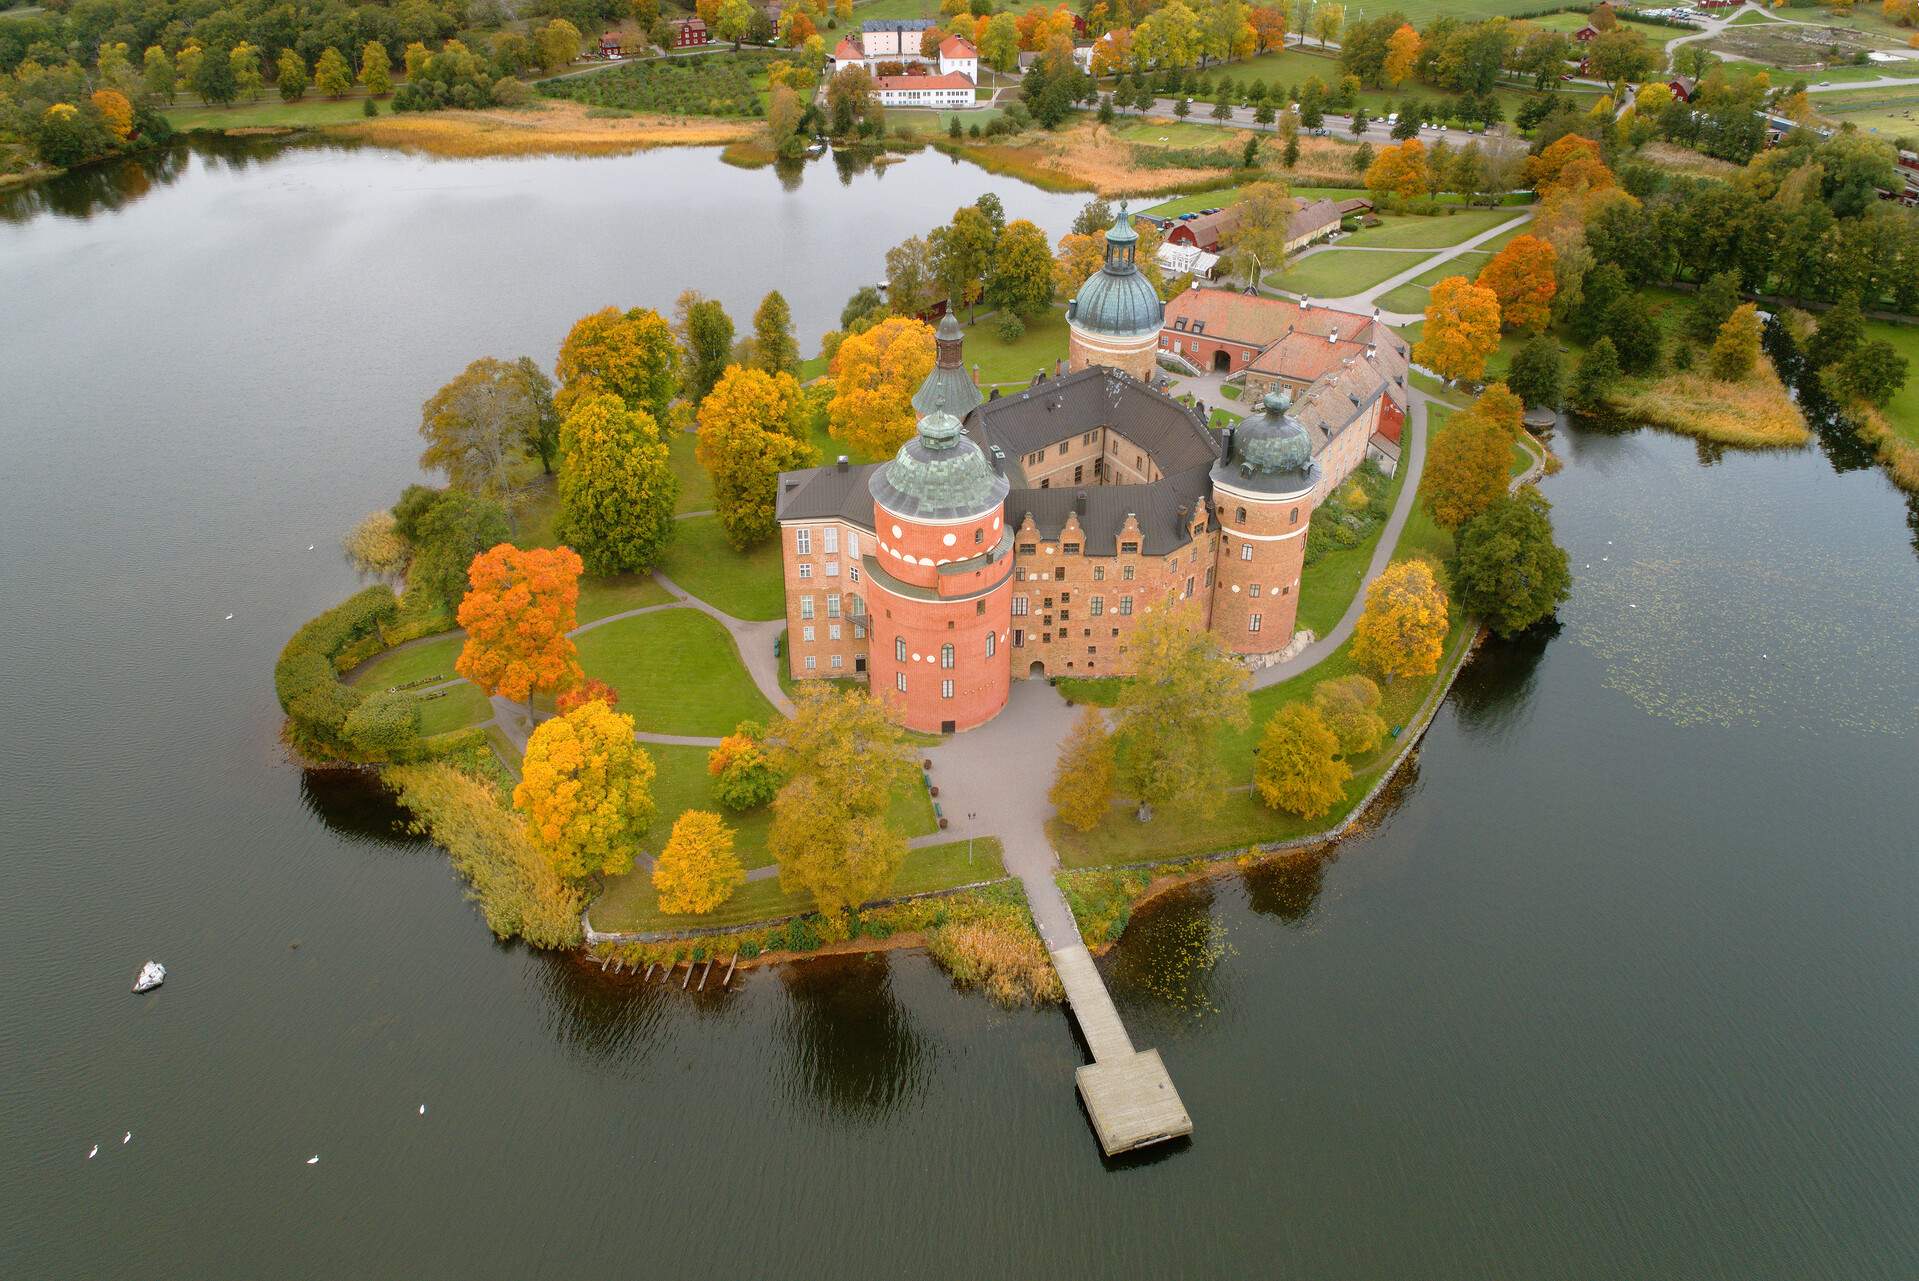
[1067,205,1163,382]
[1210,390,1321,657]
[866,390,1014,734]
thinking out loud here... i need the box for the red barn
[673,17,709,47]
[599,32,623,57]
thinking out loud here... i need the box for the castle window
[941,644,955,669]
[1060,609,1070,621]
[1241,543,1253,561]
[854,622,867,639]
[976,600,985,616]
[1019,543,1036,555]
[848,532,860,559]
[1236,506,1246,523]
[827,594,841,618]
[1074,465,1083,484]
[941,680,954,699]
[1054,566,1066,581]
[831,654,843,669]
[849,594,866,616]
[823,527,838,554]
[849,565,861,584]
[1057,443,1068,457]
[986,632,996,657]
[798,563,813,580]
[1185,576,1195,598]
[897,672,908,692]
[1063,542,1079,555]
[826,561,839,577]
[1090,596,1103,617]
[1250,613,1263,633]
[832,623,844,640]
[1251,583,1262,598]
[1013,629,1024,646]
[975,528,983,544]
[795,528,811,555]
[1206,567,1214,587]
[1291,507,1300,525]
[1040,479,1049,489]
[800,595,815,620]
[1093,565,1105,581]
[1122,564,1135,581]
[895,636,907,661]
[806,655,817,670]
[1121,541,1138,554]
[1119,596,1134,615]
[1174,318,1187,331]
[1012,596,1029,616]
[803,626,815,642]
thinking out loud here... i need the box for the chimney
[989,444,1006,474]
[1302,296,1312,310]
[1074,490,1088,517]
[1176,503,1189,532]
[1366,342,1376,359]
[1328,328,1338,344]
[836,455,850,473]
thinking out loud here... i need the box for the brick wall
[1209,479,1314,654]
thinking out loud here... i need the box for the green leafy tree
[1506,333,1564,411]
[392,486,511,609]
[277,47,309,102]
[513,356,561,475]
[191,43,237,104]
[1605,293,1662,376]
[555,392,679,574]
[1254,702,1350,819]
[1311,674,1386,756]
[1570,336,1620,411]
[1114,606,1251,819]
[676,290,736,405]
[142,46,176,103]
[751,290,800,378]
[359,41,392,96]
[1709,302,1761,382]
[1422,408,1510,529]
[231,42,264,102]
[420,357,542,500]
[1687,270,1741,346]
[985,218,1056,320]
[1449,486,1571,638]
[930,203,998,322]
[1807,293,1864,372]
[1825,340,1909,408]
[538,18,583,72]
[314,47,352,97]
[768,686,917,917]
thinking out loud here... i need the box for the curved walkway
[1275,210,1534,316]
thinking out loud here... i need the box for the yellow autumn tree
[697,365,819,549]
[1474,234,1558,332]
[652,810,745,914]
[1525,133,1615,202]
[1049,705,1117,833]
[1365,138,1428,201]
[826,315,936,459]
[1351,559,1450,682]
[1382,23,1421,86]
[1311,674,1387,756]
[1254,702,1350,818]
[1413,276,1503,382]
[1423,410,1511,529]
[514,700,656,881]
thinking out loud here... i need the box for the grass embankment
[587,875,1063,1006]
[576,573,675,623]
[942,121,1367,196]
[1295,460,1406,637]
[590,834,1005,932]
[165,98,373,131]
[667,430,713,513]
[658,513,785,620]
[1608,358,1810,449]
[1047,408,1475,873]
[574,607,774,735]
[326,99,753,159]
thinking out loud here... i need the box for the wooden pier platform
[1052,944,1192,1156]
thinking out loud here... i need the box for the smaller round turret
[1067,203,1165,382]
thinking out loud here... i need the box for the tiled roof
[832,38,863,59]
[874,73,972,90]
[939,35,977,57]
[1287,198,1345,239]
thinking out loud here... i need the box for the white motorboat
[132,961,165,993]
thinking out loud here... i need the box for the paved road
[1281,209,1536,319]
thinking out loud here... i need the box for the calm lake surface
[3,141,1916,1279]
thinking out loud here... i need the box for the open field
[1294,461,1409,638]
[1140,184,1531,220]
[327,100,753,159]
[667,430,713,513]
[1267,248,1419,297]
[658,514,785,620]
[348,632,463,690]
[417,683,494,736]
[962,308,1072,387]
[1809,87,1919,140]
[1375,251,1495,313]
[1336,207,1520,249]
[576,573,675,623]
[574,607,775,735]
[1863,320,1919,445]
[165,98,372,130]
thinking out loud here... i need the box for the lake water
[3,141,1917,1279]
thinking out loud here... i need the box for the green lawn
[961,308,1072,389]
[416,683,494,737]
[347,633,464,690]
[1810,87,1919,141]
[574,607,775,735]
[590,833,1002,933]
[576,573,675,624]
[1267,248,1422,298]
[1294,460,1409,638]
[1335,207,1521,250]
[1865,320,1919,444]
[658,514,785,621]
[667,430,713,513]
[1374,251,1494,314]
[164,97,372,130]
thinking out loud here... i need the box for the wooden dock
[1052,944,1192,1156]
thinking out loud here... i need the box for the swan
[123,1132,131,1144]
[306,1155,320,1165]
[224,614,235,620]
[418,1105,426,1115]
[88,1144,98,1159]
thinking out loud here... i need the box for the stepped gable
[1007,463,1215,556]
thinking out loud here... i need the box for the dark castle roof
[963,365,1219,480]
[777,458,882,525]
[1006,464,1214,556]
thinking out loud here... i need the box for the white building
[872,73,974,108]
[937,36,978,82]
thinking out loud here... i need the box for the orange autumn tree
[1382,23,1421,86]
[1525,134,1615,202]
[455,543,583,711]
[91,89,134,139]
[1413,276,1503,382]
[1365,138,1428,200]
[1249,6,1288,52]
[826,315,936,459]
[1475,234,1558,332]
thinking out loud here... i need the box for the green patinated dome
[1068,205,1163,339]
[1215,388,1318,494]
[870,391,1009,522]
[913,310,984,419]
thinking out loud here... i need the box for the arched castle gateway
[776,215,1342,733]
